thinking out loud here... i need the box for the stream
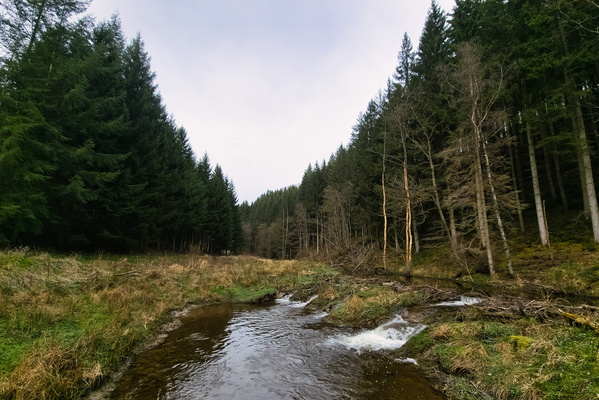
[109,296,447,400]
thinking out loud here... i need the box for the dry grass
[2,341,79,400]
[0,250,330,400]
[430,323,454,340]
[345,294,365,314]
[318,284,339,301]
[449,341,488,374]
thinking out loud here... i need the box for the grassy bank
[2,238,598,400]
[322,278,599,400]
[404,317,599,400]
[0,248,335,400]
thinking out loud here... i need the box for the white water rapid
[329,315,427,352]
[433,295,482,307]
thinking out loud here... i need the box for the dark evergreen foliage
[0,5,242,253]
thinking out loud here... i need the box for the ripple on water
[109,302,444,400]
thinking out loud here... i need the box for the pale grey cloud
[87,0,456,203]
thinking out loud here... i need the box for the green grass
[326,284,431,327]
[0,251,332,400]
[210,285,276,303]
[402,318,599,400]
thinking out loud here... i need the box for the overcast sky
[86,0,456,204]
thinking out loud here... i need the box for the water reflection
[110,301,444,400]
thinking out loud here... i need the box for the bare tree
[382,129,389,270]
[447,42,518,277]
[321,184,352,253]
[0,0,90,61]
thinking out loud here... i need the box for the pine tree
[521,0,599,242]
[415,1,451,85]
[52,17,129,250]
[122,34,170,249]
[0,22,88,246]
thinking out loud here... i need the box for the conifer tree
[122,34,168,249]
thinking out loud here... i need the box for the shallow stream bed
[108,296,445,399]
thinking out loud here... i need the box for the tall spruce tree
[122,34,169,249]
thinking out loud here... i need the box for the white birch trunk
[404,158,413,276]
[382,132,388,270]
[526,121,550,246]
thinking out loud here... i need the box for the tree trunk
[382,131,388,270]
[412,212,420,254]
[26,0,49,55]
[474,147,494,277]
[426,140,460,259]
[403,158,413,277]
[578,155,590,214]
[508,126,525,232]
[449,205,458,246]
[572,96,599,242]
[547,118,569,211]
[467,70,495,276]
[526,120,550,246]
[554,152,569,212]
[540,124,558,202]
[514,133,527,203]
[560,22,599,242]
[481,128,513,275]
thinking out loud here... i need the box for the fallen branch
[561,311,599,334]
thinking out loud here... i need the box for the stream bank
[1,250,597,399]
[96,274,599,400]
[310,276,599,400]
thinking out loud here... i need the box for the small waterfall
[433,296,481,307]
[275,293,294,304]
[110,302,445,400]
[276,294,318,308]
[330,315,426,352]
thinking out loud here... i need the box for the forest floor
[1,222,598,400]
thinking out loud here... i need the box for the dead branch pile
[468,296,599,334]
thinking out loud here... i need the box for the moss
[401,329,433,355]
[475,322,517,343]
[509,335,532,350]
[435,343,463,373]
[410,318,599,400]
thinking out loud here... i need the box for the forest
[241,0,599,277]
[2,0,599,271]
[2,2,599,399]
[0,0,243,253]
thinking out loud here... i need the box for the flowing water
[109,296,445,400]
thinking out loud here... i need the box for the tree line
[241,0,599,277]
[0,0,242,253]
